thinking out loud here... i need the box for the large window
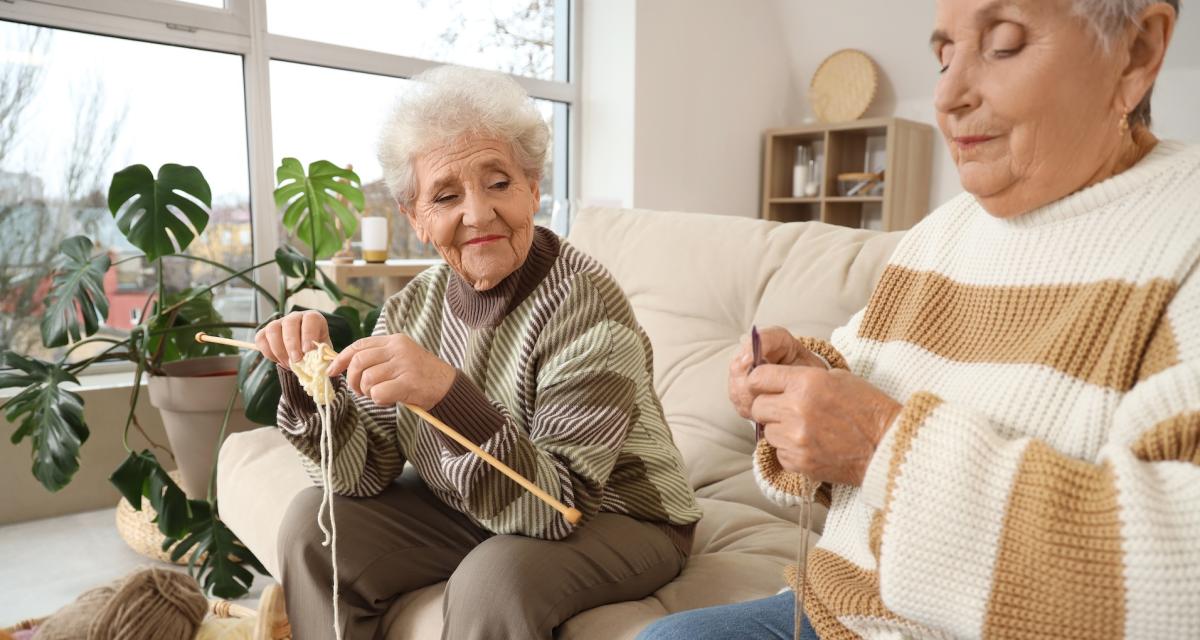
[0,0,576,371]
[266,0,563,82]
[0,21,252,364]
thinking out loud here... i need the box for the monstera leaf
[146,289,236,363]
[331,304,381,340]
[40,236,112,348]
[275,244,344,302]
[110,449,193,538]
[274,159,363,260]
[0,352,88,491]
[238,352,280,426]
[111,451,265,598]
[108,163,212,262]
[168,499,267,598]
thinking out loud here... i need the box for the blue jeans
[636,592,819,640]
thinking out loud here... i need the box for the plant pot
[147,355,258,500]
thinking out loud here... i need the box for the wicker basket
[114,471,201,565]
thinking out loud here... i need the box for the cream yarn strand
[285,343,342,640]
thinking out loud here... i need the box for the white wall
[580,0,798,217]
[579,0,637,209]
[580,0,1200,216]
[1154,14,1200,145]
[630,0,800,216]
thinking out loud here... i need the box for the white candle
[361,217,388,262]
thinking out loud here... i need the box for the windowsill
[0,363,144,400]
[70,368,146,392]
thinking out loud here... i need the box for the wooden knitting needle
[195,331,583,524]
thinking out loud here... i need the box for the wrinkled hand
[255,310,330,371]
[748,364,901,486]
[325,334,456,410]
[728,326,827,420]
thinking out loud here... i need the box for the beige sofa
[217,206,903,639]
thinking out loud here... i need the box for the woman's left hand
[748,364,902,486]
[325,334,457,410]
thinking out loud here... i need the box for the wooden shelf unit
[317,258,442,299]
[760,116,934,231]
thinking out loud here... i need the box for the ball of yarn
[29,583,117,640]
[87,567,207,640]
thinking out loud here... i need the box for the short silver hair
[1072,0,1180,126]
[377,65,550,209]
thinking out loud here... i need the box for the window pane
[175,0,225,7]
[266,0,561,81]
[269,60,561,307]
[0,22,252,365]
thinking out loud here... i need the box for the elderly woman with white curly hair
[256,66,701,639]
[641,0,1197,639]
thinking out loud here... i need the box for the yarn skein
[282,343,342,640]
[88,567,207,640]
[33,567,205,640]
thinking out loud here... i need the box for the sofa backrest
[568,207,903,490]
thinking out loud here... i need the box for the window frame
[0,0,579,382]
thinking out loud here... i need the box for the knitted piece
[291,343,336,405]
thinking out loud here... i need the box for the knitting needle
[195,331,584,524]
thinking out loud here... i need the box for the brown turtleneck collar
[445,226,561,329]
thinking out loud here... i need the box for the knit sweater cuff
[277,364,316,415]
[795,337,849,371]
[753,439,825,507]
[428,370,506,451]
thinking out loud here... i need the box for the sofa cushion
[217,426,309,578]
[567,207,901,491]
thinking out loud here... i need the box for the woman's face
[932,0,1129,217]
[404,136,540,291]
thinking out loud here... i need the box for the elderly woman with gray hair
[256,66,701,639]
[642,0,1197,638]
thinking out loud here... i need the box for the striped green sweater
[277,227,702,547]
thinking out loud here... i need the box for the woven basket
[115,470,203,565]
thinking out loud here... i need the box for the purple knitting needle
[751,325,764,442]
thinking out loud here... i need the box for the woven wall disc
[810,49,879,124]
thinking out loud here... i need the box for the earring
[1119,112,1130,136]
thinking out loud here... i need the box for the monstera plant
[0,159,381,598]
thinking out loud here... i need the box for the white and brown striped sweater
[277,228,701,549]
[756,140,1200,638]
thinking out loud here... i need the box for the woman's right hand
[255,310,330,370]
[728,326,826,420]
